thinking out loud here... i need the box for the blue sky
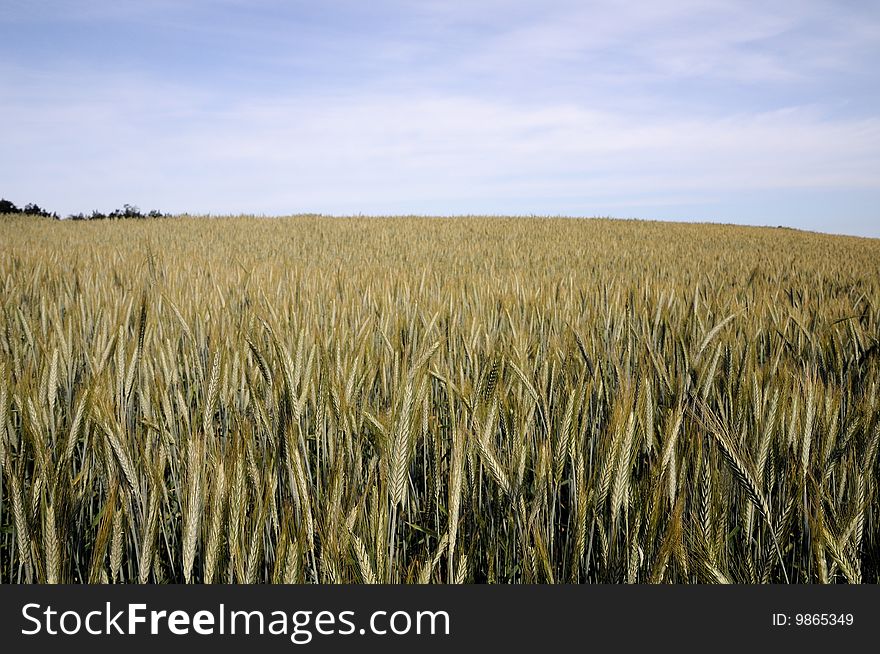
[2,1,879,237]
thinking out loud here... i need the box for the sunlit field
[1,214,878,583]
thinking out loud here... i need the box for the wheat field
[0,214,878,583]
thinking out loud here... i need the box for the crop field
[0,214,878,584]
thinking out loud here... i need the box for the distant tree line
[1,198,169,220]
[67,204,169,220]
[0,198,58,219]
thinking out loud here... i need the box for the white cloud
[4,67,878,216]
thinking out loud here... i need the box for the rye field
[0,214,878,584]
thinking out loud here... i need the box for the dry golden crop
[1,213,878,583]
